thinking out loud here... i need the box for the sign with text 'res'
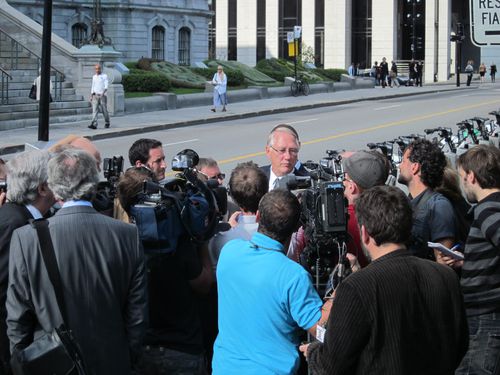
[470,0,500,46]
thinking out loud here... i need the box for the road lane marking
[164,139,199,146]
[374,105,401,111]
[166,99,500,175]
[288,118,319,124]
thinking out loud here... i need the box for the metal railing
[0,66,12,105]
[0,28,65,102]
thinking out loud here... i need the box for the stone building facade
[8,0,212,65]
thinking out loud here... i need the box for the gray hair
[6,150,51,204]
[48,148,99,202]
[197,157,218,170]
[266,124,300,147]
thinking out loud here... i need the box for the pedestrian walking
[390,61,400,87]
[465,60,474,86]
[479,62,487,83]
[88,63,110,129]
[211,65,227,112]
[491,62,497,83]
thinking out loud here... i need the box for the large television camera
[281,150,350,294]
[94,156,124,213]
[129,149,227,255]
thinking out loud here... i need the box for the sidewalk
[0,83,476,156]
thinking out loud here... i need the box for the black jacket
[260,164,310,190]
[0,203,33,371]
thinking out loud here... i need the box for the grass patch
[125,92,154,98]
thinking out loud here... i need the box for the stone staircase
[0,30,92,131]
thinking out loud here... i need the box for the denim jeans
[456,313,500,375]
[135,346,206,375]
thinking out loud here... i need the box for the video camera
[280,150,350,294]
[94,156,124,213]
[130,149,227,255]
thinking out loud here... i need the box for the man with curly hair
[398,138,458,260]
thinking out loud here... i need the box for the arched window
[72,23,88,48]
[152,26,165,60]
[178,27,191,66]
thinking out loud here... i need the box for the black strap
[30,219,69,325]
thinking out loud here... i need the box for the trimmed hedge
[315,68,347,82]
[190,67,246,87]
[122,72,170,92]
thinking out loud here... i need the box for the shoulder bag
[10,219,88,375]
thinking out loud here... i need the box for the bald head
[49,135,102,171]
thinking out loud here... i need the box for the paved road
[84,84,500,177]
[2,83,500,180]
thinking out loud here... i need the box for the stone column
[371,0,397,65]
[301,0,315,60]
[324,0,351,69]
[424,0,451,83]
[215,0,228,60]
[265,0,279,58]
[237,0,257,66]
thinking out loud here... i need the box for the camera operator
[0,150,55,374]
[398,138,458,260]
[300,186,468,375]
[118,162,214,374]
[128,138,166,182]
[213,189,332,374]
[342,150,389,267]
[262,124,309,191]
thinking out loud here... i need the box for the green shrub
[226,70,245,86]
[152,61,207,88]
[256,68,286,82]
[137,58,155,71]
[206,60,278,86]
[315,68,347,82]
[123,72,170,92]
[124,61,137,69]
[191,67,217,80]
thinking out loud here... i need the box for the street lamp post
[38,0,52,141]
[451,23,465,87]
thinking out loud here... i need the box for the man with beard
[397,138,457,260]
[300,186,468,375]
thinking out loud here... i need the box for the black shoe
[222,108,227,112]
[88,124,97,129]
[105,123,110,128]
[210,108,216,112]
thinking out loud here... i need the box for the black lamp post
[38,0,52,141]
[87,0,112,47]
[450,23,465,87]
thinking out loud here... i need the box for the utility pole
[38,0,52,141]
[451,23,465,87]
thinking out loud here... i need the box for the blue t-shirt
[213,232,322,375]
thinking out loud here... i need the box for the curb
[0,86,476,156]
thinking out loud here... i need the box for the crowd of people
[0,123,498,375]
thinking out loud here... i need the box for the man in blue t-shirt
[213,190,331,375]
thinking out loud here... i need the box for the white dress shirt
[91,73,109,95]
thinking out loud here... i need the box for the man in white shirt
[88,64,110,129]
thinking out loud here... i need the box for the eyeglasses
[200,171,225,180]
[269,145,300,156]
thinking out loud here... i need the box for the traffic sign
[470,0,500,46]
[287,32,294,44]
[294,25,302,39]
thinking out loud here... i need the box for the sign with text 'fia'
[470,0,500,46]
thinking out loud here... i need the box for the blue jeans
[135,346,206,375]
[456,313,500,375]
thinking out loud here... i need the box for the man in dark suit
[0,150,54,374]
[261,124,309,191]
[7,148,146,374]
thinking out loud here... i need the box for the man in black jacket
[300,186,468,375]
[261,124,309,191]
[0,150,54,374]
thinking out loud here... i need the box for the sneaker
[105,123,110,128]
[88,124,97,129]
